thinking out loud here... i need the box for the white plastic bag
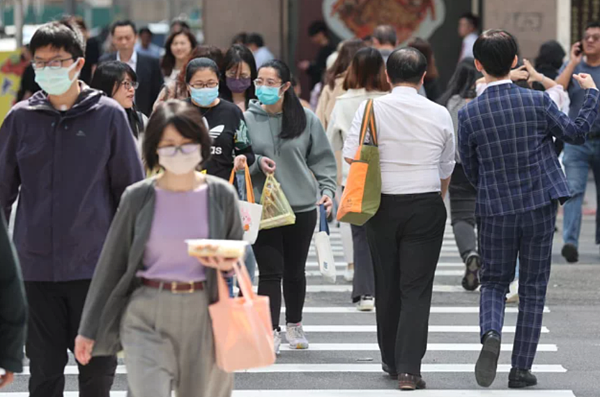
[315,204,336,284]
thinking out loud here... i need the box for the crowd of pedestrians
[1,11,599,397]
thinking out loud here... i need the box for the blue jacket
[458,83,600,217]
[0,87,144,282]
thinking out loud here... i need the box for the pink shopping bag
[209,261,275,372]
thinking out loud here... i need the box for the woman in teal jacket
[245,59,337,354]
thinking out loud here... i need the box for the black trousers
[254,210,317,330]
[366,193,446,376]
[25,280,117,397]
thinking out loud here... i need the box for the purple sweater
[137,186,210,282]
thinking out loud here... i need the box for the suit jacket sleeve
[0,212,27,373]
[458,108,479,187]
[546,88,600,145]
[150,58,164,108]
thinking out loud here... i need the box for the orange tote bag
[209,261,275,372]
[337,99,382,226]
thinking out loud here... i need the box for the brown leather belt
[141,278,204,293]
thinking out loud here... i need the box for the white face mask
[34,60,81,96]
[158,144,202,175]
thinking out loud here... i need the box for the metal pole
[14,0,23,47]
[64,0,76,15]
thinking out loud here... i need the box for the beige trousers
[121,286,233,397]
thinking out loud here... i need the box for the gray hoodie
[245,99,337,213]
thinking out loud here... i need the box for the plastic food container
[186,239,248,260]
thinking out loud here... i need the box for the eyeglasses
[32,57,75,70]
[157,143,200,157]
[254,78,283,88]
[121,81,139,90]
[584,34,600,42]
[189,82,219,89]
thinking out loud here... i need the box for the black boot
[475,330,501,387]
[509,368,537,388]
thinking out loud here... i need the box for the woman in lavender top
[75,101,244,397]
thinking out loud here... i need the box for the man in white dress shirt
[458,13,480,61]
[343,47,455,390]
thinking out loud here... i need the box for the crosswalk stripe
[303,269,464,277]
[291,306,551,314]
[310,246,459,253]
[240,364,566,373]
[19,363,563,376]
[305,262,465,269]
[278,343,557,352]
[299,285,469,293]
[279,325,549,333]
[0,391,577,397]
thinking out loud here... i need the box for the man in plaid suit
[458,30,599,389]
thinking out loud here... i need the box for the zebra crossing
[0,224,577,396]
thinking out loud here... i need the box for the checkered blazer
[458,83,600,217]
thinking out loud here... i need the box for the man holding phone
[556,21,600,263]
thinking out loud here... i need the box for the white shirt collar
[392,85,419,95]
[117,50,137,67]
[487,79,512,88]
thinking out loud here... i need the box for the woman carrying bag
[245,60,337,354]
[327,47,390,311]
[75,101,244,397]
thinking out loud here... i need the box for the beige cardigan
[316,75,346,130]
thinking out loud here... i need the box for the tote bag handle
[355,99,378,160]
[228,164,256,204]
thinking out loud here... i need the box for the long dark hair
[437,58,478,106]
[220,44,257,104]
[160,29,198,77]
[325,39,366,89]
[343,47,390,92]
[90,60,137,97]
[260,60,307,140]
[408,37,439,81]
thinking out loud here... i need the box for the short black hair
[473,29,518,78]
[30,20,85,59]
[171,19,190,31]
[386,47,427,85]
[585,21,600,31]
[90,60,137,98]
[247,33,265,48]
[185,57,220,84]
[460,13,479,30]
[111,20,137,36]
[231,32,248,45]
[143,100,212,171]
[373,25,397,46]
[308,21,328,37]
[139,27,153,36]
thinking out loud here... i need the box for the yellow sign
[0,50,26,123]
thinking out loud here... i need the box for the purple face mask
[226,77,252,94]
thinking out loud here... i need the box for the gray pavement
[1,215,599,396]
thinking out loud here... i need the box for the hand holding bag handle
[229,164,256,204]
[319,204,330,236]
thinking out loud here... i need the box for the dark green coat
[0,212,27,373]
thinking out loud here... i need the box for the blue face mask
[190,86,219,107]
[34,61,80,96]
[256,86,282,105]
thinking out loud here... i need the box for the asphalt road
[2,215,599,397]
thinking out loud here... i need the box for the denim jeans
[562,141,600,247]
[226,245,257,297]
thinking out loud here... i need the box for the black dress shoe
[561,243,579,263]
[475,330,501,387]
[509,368,537,388]
[382,363,398,379]
[398,373,426,390]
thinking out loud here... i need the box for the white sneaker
[344,264,355,282]
[356,295,375,312]
[273,329,282,355]
[286,323,309,349]
[506,280,519,303]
